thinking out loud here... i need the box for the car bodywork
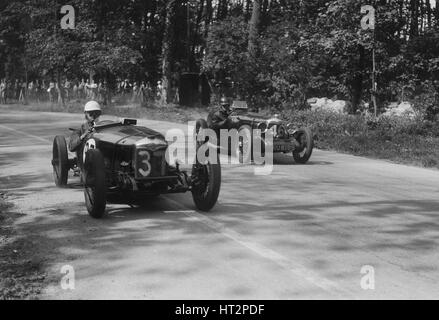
[79,120,178,194]
[229,107,298,154]
[52,118,221,218]
[204,101,314,163]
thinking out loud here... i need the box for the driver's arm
[68,123,88,152]
[208,112,231,130]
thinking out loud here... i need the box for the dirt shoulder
[0,193,47,300]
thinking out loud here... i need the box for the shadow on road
[2,128,439,298]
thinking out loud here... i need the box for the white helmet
[84,101,101,112]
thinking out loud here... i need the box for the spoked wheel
[191,155,221,212]
[292,128,314,164]
[52,135,69,187]
[235,125,252,164]
[83,149,107,218]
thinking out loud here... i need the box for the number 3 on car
[137,150,151,177]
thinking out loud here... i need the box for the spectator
[28,81,34,100]
[72,81,78,100]
[123,79,131,94]
[19,80,26,103]
[78,79,85,99]
[156,80,163,101]
[85,79,90,98]
[41,80,48,102]
[47,81,54,102]
[64,79,71,102]
[145,82,152,101]
[86,79,98,100]
[139,81,146,104]
[14,79,20,100]
[132,82,139,102]
[0,79,6,104]
[97,81,107,105]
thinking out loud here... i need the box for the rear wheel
[191,155,221,212]
[83,149,107,218]
[52,135,69,187]
[292,128,314,164]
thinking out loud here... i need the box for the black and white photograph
[0,0,439,303]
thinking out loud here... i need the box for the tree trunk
[248,0,261,60]
[204,0,212,38]
[161,0,177,104]
[436,1,439,27]
[351,45,365,114]
[426,0,432,29]
[192,0,205,60]
[261,0,269,26]
[245,0,251,20]
[217,0,228,20]
[409,0,420,38]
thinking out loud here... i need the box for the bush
[282,108,439,169]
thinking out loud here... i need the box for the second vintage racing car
[51,118,221,218]
[195,101,314,164]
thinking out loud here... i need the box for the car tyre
[52,135,69,187]
[292,128,314,164]
[83,149,107,218]
[191,154,221,212]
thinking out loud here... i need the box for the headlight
[257,122,267,132]
[277,125,287,138]
[267,124,276,134]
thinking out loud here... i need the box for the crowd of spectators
[0,77,170,105]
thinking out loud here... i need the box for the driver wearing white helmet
[68,101,102,152]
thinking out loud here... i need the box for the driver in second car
[207,96,239,136]
[68,100,102,152]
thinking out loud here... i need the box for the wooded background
[0,0,438,112]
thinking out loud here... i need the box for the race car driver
[207,96,239,134]
[68,100,102,152]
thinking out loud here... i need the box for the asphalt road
[1,108,439,299]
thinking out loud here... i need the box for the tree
[161,0,178,104]
[247,0,261,59]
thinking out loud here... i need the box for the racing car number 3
[138,150,151,177]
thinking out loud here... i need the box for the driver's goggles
[86,111,102,118]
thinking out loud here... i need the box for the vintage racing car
[195,101,314,164]
[51,118,221,218]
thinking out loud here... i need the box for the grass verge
[283,109,439,169]
[0,193,47,300]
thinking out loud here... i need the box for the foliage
[0,0,438,114]
[282,108,439,168]
[202,0,439,114]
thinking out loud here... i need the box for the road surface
[1,108,439,299]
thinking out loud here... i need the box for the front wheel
[52,135,69,187]
[83,149,107,218]
[191,155,221,212]
[292,128,314,164]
